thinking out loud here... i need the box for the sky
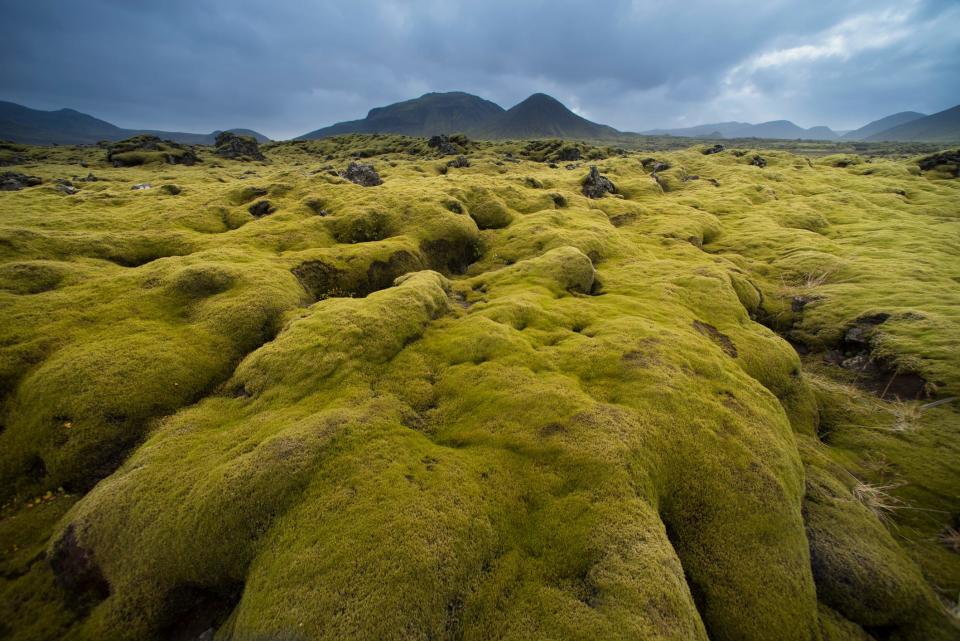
[2,0,959,139]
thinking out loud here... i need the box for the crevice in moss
[157,582,244,641]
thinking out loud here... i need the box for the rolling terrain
[0,134,958,641]
[0,101,269,146]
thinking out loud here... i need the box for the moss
[804,462,951,639]
[0,135,957,640]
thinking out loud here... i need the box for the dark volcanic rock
[55,178,78,195]
[559,146,581,161]
[582,166,616,199]
[214,131,265,161]
[248,200,275,218]
[917,149,960,176]
[640,158,670,171]
[427,134,458,156]
[751,155,767,168]
[50,524,110,600]
[0,172,42,191]
[703,144,725,155]
[447,155,470,168]
[340,162,382,187]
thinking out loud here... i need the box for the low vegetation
[0,134,957,640]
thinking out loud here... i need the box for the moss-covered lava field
[1,135,958,640]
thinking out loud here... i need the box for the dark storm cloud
[2,0,958,137]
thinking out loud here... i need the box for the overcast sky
[2,0,958,139]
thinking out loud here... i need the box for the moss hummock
[0,136,957,640]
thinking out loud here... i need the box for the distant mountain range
[641,120,843,140]
[862,104,960,142]
[297,92,617,141]
[299,92,960,143]
[839,111,926,140]
[2,93,959,145]
[0,101,269,145]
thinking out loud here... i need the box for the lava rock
[427,134,458,156]
[248,200,275,218]
[340,162,382,187]
[559,146,581,162]
[0,172,42,191]
[214,131,265,161]
[50,524,110,600]
[751,155,767,168]
[917,149,960,176]
[447,155,470,168]
[582,166,616,199]
[641,158,670,171]
[703,144,725,155]
[55,179,78,195]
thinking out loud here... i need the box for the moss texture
[0,136,957,640]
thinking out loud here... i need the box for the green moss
[0,135,956,640]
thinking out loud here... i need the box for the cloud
[0,0,957,137]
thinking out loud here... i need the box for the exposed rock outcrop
[0,171,42,191]
[582,166,615,199]
[340,162,382,187]
[214,131,265,161]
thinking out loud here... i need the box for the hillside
[481,93,619,139]
[298,92,505,139]
[866,104,960,142]
[0,136,957,641]
[0,101,270,145]
[840,111,926,140]
[298,92,619,140]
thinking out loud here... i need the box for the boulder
[703,144,725,155]
[751,155,767,168]
[582,166,616,199]
[0,172,42,191]
[55,179,78,195]
[640,158,670,171]
[559,146,581,161]
[427,134,458,156]
[340,162,382,187]
[214,131,265,161]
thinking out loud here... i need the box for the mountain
[0,101,124,145]
[481,93,618,139]
[641,122,752,138]
[297,91,620,140]
[864,104,960,142]
[640,119,837,140]
[298,92,505,139]
[0,100,270,145]
[840,111,926,140]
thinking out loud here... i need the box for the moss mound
[0,135,957,640]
